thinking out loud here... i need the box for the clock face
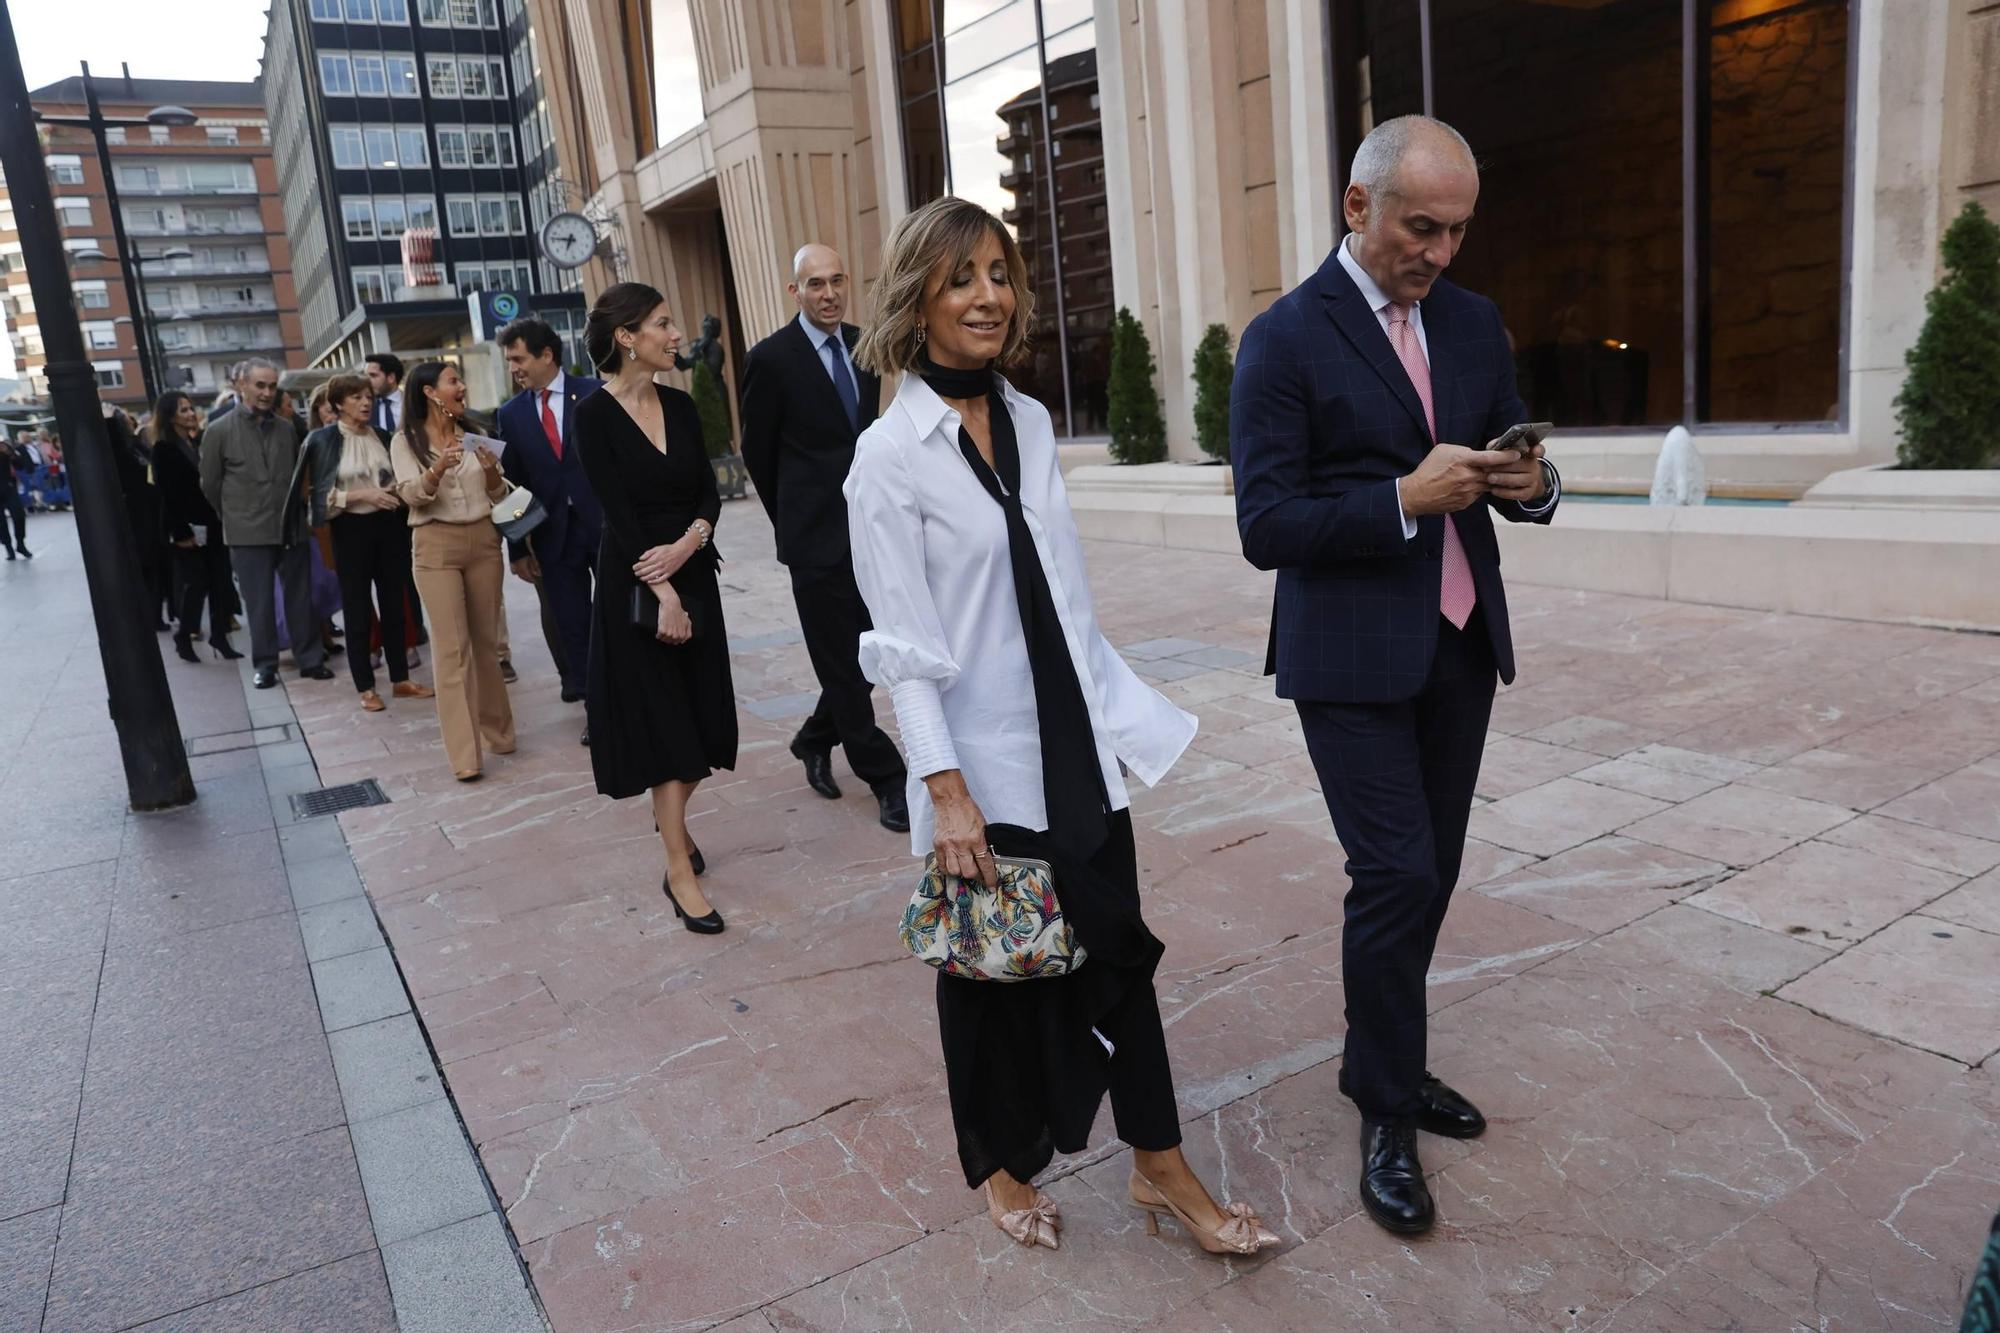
[540,212,598,270]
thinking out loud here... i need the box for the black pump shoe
[663,872,724,933]
[174,634,200,663]
[212,634,244,661]
[1359,1118,1434,1235]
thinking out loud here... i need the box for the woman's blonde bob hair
[854,196,1034,377]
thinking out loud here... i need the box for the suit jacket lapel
[786,321,850,432]
[1317,255,1431,440]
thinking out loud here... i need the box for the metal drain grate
[290,779,390,820]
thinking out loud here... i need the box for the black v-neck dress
[575,384,737,798]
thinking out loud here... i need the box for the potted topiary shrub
[1191,322,1233,462]
[1107,307,1168,464]
[1895,201,2000,471]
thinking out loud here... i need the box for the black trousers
[937,811,1180,1188]
[1296,611,1496,1122]
[329,510,412,693]
[531,520,595,696]
[172,537,234,640]
[0,486,25,551]
[788,561,906,790]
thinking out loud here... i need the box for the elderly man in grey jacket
[200,358,333,689]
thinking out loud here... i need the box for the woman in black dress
[149,391,242,662]
[575,282,737,933]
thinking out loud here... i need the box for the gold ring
[972,849,992,860]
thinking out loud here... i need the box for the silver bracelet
[688,522,711,549]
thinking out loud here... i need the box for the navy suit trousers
[1297,609,1496,1122]
[534,515,595,696]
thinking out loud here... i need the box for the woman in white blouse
[303,373,432,713]
[847,197,1278,1259]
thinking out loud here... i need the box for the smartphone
[1488,421,1554,452]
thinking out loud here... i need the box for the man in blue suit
[496,317,603,743]
[1231,115,1560,1236]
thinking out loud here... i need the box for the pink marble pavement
[277,500,2000,1332]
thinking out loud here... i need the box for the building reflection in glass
[891,0,1107,436]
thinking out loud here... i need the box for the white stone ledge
[1069,483,2000,633]
[1798,464,2000,509]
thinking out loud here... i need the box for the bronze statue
[674,313,726,377]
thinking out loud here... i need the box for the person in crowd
[365,352,406,435]
[106,403,170,630]
[741,243,909,833]
[846,196,1278,1258]
[1229,116,1561,1236]
[574,282,734,932]
[199,357,333,690]
[496,316,603,745]
[309,384,337,430]
[150,391,240,661]
[306,374,432,714]
[391,361,515,781]
[206,363,245,425]
[0,434,30,559]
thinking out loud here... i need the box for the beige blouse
[390,428,509,526]
[329,424,395,517]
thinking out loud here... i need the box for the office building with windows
[262,0,582,372]
[525,0,1990,489]
[0,73,304,409]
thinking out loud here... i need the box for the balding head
[789,243,849,332]
[1342,115,1480,306]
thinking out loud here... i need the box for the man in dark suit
[1231,115,1561,1236]
[495,316,603,744]
[741,243,909,833]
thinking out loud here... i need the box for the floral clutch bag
[899,854,1087,981]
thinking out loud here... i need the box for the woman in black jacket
[149,391,241,661]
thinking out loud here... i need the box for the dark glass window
[890,0,1106,437]
[1328,0,1849,428]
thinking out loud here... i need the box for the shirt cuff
[1518,460,1562,515]
[1395,479,1418,540]
[889,678,959,779]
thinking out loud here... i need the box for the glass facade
[891,0,1109,437]
[1327,0,1849,428]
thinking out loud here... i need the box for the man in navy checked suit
[1231,116,1560,1236]
[495,317,604,744]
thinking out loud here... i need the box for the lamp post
[83,246,195,401]
[0,0,194,809]
[35,64,198,402]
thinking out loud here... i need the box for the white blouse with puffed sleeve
[844,372,1197,856]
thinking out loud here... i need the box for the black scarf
[924,370,1109,863]
[915,351,993,401]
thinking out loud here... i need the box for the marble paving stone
[1876,758,2000,843]
[1688,1069,2000,1333]
[1738,745,1938,812]
[0,1207,58,1332]
[1620,744,1763,784]
[1475,836,1727,933]
[129,1251,397,1333]
[531,1134,926,1331]
[1474,735,1599,800]
[1467,777,1670,858]
[1778,914,2000,1064]
[1570,755,1726,803]
[1685,839,1965,950]
[1594,1265,1811,1333]
[1817,811,2000,879]
[40,1126,376,1333]
[1530,902,1834,1003]
[1522,713,1660,758]
[1619,783,1854,868]
[1924,865,2000,936]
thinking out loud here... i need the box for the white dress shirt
[374,387,405,435]
[846,373,1198,855]
[1337,234,1559,533]
[797,312,860,403]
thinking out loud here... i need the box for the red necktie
[1388,302,1476,630]
[540,388,562,460]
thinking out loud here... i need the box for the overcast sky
[15,0,270,92]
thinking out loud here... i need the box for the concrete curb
[234,657,549,1333]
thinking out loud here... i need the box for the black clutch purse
[628,584,703,640]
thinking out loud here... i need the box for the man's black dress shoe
[876,786,910,834]
[1415,1074,1487,1139]
[299,664,336,681]
[561,688,584,704]
[791,740,840,799]
[1359,1118,1434,1234]
[579,724,590,747]
[253,670,278,690]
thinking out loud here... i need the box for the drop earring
[915,325,926,348]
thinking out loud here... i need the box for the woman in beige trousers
[391,360,516,781]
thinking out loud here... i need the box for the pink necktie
[1388,302,1476,630]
